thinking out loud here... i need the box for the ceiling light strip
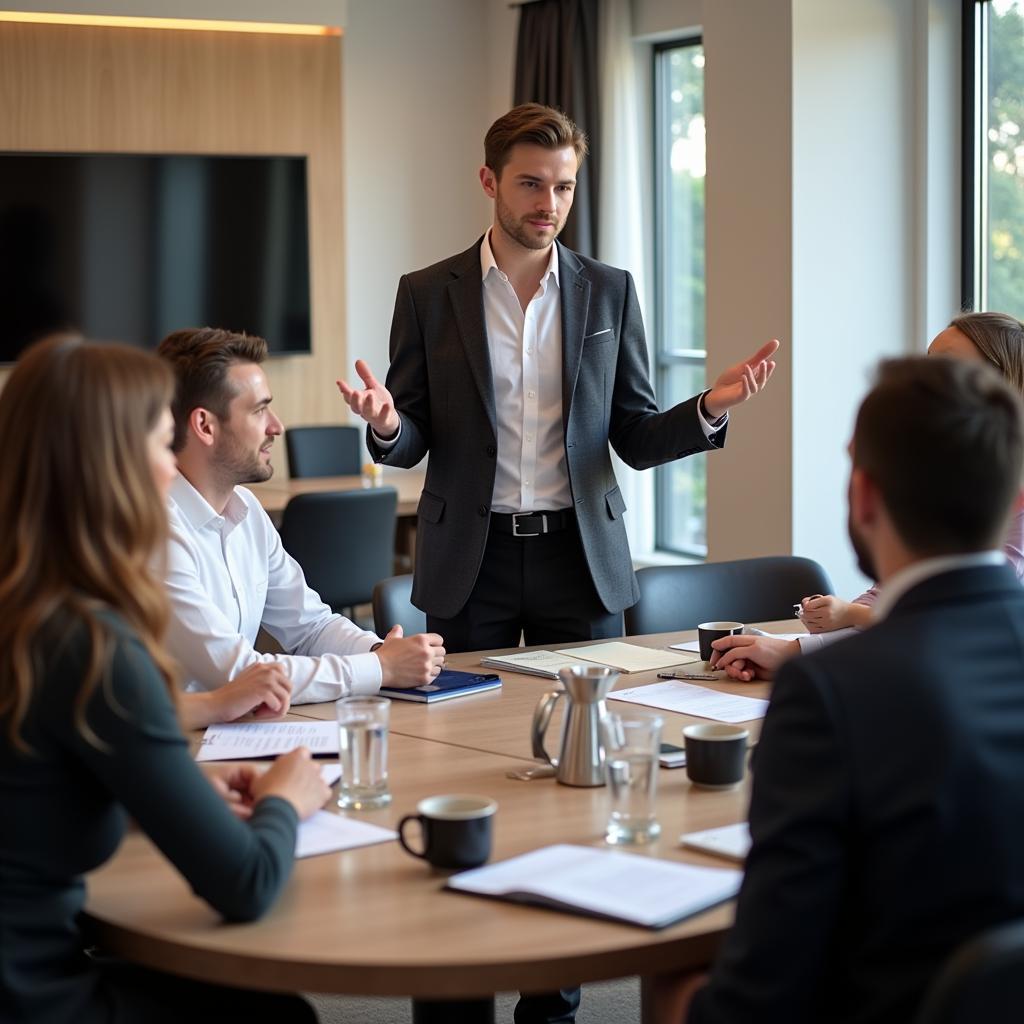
[0,12,340,36]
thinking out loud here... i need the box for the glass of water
[335,695,391,810]
[601,711,663,845]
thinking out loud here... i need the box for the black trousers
[428,523,623,653]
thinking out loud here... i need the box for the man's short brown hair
[854,356,1024,556]
[484,103,588,178]
[157,327,268,451]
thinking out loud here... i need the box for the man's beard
[495,195,562,251]
[848,514,877,582]
[214,440,274,486]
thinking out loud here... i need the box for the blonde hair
[950,311,1024,397]
[0,337,178,752]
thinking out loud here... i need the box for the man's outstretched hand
[703,339,780,420]
[336,360,400,438]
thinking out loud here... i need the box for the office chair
[285,424,362,478]
[624,556,834,635]
[279,488,397,620]
[914,918,1024,1024]
[372,574,427,637]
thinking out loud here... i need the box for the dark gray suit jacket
[690,563,1024,1024]
[368,239,725,619]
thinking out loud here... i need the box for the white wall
[341,0,493,399]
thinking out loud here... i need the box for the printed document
[679,823,752,863]
[608,681,768,723]
[196,721,338,761]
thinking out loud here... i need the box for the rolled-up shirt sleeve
[163,479,383,704]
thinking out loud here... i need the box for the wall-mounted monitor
[0,152,311,362]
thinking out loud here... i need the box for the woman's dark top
[0,611,299,1024]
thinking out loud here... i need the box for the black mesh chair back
[624,556,834,635]
[915,918,1024,1024]
[372,575,427,637]
[279,488,397,613]
[285,425,362,478]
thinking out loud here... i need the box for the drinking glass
[335,695,391,809]
[601,711,663,844]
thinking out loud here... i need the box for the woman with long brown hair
[0,337,327,1023]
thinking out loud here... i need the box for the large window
[653,39,706,556]
[963,0,1024,312]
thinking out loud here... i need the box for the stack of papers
[196,721,337,761]
[447,843,741,929]
[479,650,586,679]
[608,681,768,723]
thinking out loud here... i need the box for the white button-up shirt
[164,474,383,704]
[480,231,571,512]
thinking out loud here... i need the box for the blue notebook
[379,669,501,703]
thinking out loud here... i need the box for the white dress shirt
[375,232,726,512]
[164,474,383,704]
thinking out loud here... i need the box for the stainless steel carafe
[530,665,618,787]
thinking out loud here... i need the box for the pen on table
[657,670,722,681]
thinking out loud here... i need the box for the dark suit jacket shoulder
[368,238,725,619]
[690,564,1024,1024]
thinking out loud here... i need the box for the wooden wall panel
[0,21,346,472]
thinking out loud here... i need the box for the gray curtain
[514,0,600,258]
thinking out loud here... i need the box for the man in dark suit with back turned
[338,103,778,654]
[653,355,1024,1024]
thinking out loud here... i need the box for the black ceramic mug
[397,794,497,869]
[697,621,744,662]
[683,724,750,790]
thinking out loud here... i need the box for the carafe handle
[531,688,563,767]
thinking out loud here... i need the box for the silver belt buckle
[512,512,548,537]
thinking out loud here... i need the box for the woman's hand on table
[251,747,330,820]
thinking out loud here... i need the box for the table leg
[411,996,496,1024]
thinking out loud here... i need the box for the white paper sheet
[448,844,741,929]
[679,822,752,863]
[553,642,700,673]
[296,810,396,858]
[607,681,768,723]
[669,630,807,653]
[195,721,338,761]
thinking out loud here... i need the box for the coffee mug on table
[683,723,750,789]
[397,794,497,869]
[697,621,744,662]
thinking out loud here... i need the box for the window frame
[652,35,706,559]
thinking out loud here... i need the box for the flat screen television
[0,152,311,362]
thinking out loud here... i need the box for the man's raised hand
[336,360,400,438]
[703,339,780,420]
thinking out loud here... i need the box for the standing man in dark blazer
[338,103,778,652]
[653,356,1024,1024]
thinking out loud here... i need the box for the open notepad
[447,844,741,929]
[554,642,701,673]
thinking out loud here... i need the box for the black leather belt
[490,509,575,537]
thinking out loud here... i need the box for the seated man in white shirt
[157,327,445,704]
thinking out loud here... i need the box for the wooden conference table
[249,468,426,522]
[83,626,789,1019]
